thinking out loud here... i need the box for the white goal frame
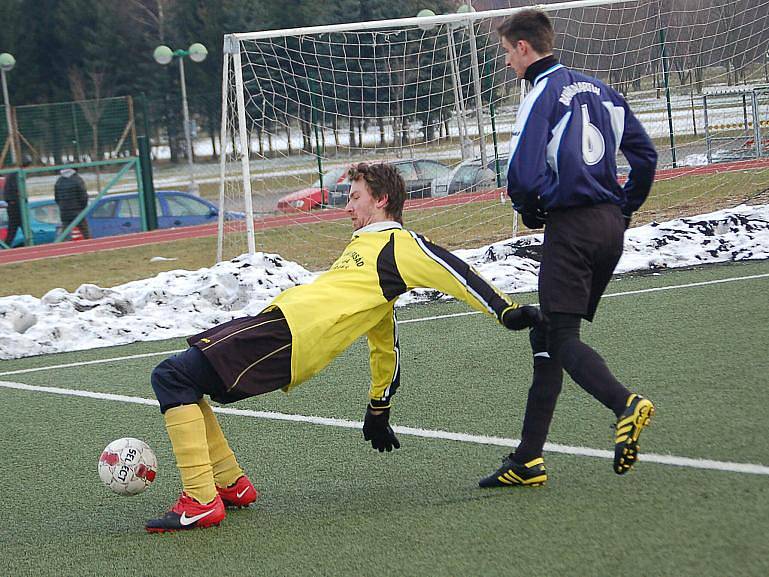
[217,0,632,261]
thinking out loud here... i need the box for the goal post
[218,0,769,266]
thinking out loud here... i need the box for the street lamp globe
[188,43,208,63]
[452,4,475,30]
[153,45,174,65]
[0,53,15,73]
[416,9,437,32]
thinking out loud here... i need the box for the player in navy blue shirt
[480,9,658,489]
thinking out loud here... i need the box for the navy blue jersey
[507,62,657,215]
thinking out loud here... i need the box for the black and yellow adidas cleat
[479,455,547,488]
[614,393,655,475]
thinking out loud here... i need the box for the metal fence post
[703,94,712,164]
[489,101,501,188]
[751,89,762,158]
[18,168,31,246]
[138,136,158,230]
[659,28,677,167]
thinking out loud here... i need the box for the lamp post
[153,43,208,194]
[0,52,18,165]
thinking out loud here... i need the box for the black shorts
[539,203,625,322]
[151,308,293,412]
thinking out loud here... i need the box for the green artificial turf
[1,260,768,576]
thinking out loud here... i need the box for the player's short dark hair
[347,162,406,223]
[497,8,555,54]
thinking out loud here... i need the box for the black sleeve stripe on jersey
[369,310,401,407]
[410,231,502,317]
[377,232,408,301]
[383,310,401,402]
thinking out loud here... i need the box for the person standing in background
[54,167,90,239]
[1,156,31,248]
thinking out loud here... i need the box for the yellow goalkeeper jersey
[269,221,515,406]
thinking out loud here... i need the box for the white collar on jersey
[352,220,403,237]
[533,63,564,86]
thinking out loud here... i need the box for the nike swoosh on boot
[179,509,216,526]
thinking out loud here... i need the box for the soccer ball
[98,437,158,496]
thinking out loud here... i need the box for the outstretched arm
[397,232,544,330]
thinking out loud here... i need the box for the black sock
[558,341,629,417]
[513,355,563,463]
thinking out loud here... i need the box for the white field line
[1,271,767,378]
[2,379,768,476]
[398,272,769,323]
[0,349,184,378]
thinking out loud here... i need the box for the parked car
[0,191,243,247]
[433,155,508,197]
[1,199,65,247]
[87,190,243,237]
[394,158,451,200]
[276,159,452,212]
[276,166,350,212]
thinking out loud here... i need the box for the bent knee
[545,313,582,360]
[150,355,201,412]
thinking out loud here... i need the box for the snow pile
[0,253,314,359]
[1,204,767,360]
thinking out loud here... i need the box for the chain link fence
[1,96,136,169]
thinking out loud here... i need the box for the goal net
[218,0,769,266]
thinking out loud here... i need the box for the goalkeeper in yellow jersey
[145,162,544,532]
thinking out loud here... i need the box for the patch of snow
[149,256,179,263]
[1,204,767,360]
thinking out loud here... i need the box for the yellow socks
[198,399,244,489]
[163,404,217,504]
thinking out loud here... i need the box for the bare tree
[69,67,113,189]
[126,0,170,42]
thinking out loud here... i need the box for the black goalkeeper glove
[362,406,400,453]
[501,305,546,331]
[520,208,546,229]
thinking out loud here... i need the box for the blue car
[0,191,244,246]
[87,191,244,237]
[0,199,60,247]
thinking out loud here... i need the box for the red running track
[2,157,767,265]
[0,189,506,265]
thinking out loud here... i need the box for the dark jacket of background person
[54,168,88,218]
[2,171,22,246]
[54,168,90,238]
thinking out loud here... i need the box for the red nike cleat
[217,475,259,508]
[145,492,225,533]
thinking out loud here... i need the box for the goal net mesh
[218,0,769,267]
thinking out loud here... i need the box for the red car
[276,166,349,212]
[276,159,451,213]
